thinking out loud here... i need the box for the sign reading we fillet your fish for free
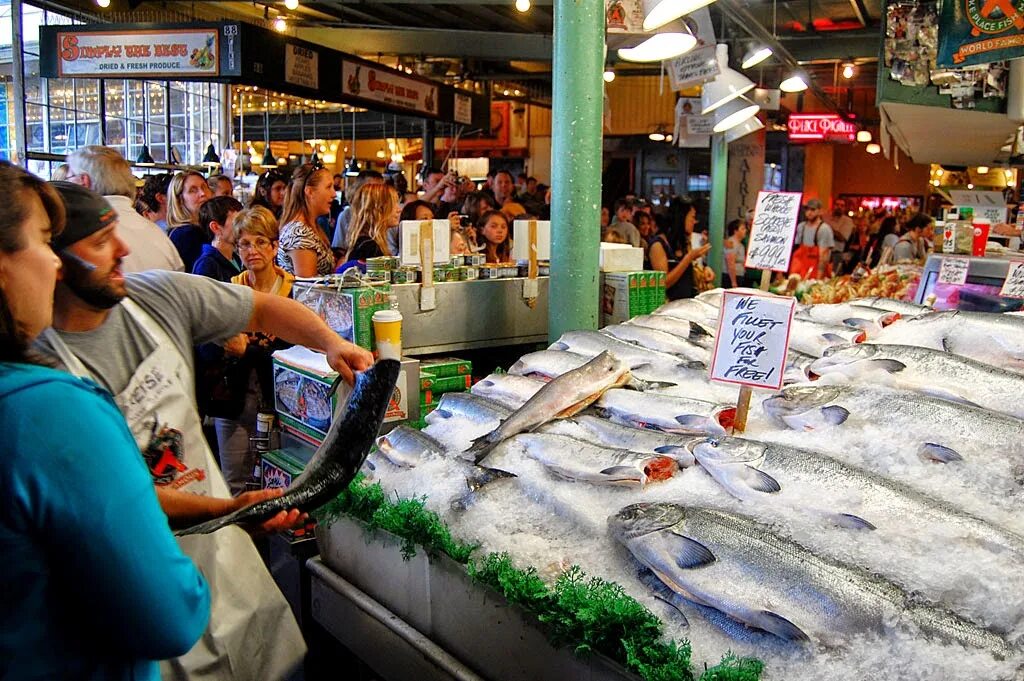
[745,191,803,273]
[709,291,796,391]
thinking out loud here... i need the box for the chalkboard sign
[709,291,796,391]
[1000,260,1024,298]
[938,256,970,285]
[745,191,803,272]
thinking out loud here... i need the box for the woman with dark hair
[723,218,749,288]
[277,164,336,277]
[477,209,511,263]
[248,168,288,220]
[649,199,711,300]
[0,162,210,678]
[136,172,173,230]
[866,215,899,268]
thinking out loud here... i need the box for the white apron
[42,299,305,681]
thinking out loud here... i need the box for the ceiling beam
[297,26,553,60]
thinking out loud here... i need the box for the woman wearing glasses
[276,164,336,277]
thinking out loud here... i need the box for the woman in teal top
[0,162,210,680]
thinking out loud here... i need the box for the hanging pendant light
[856,130,872,143]
[345,108,360,176]
[741,43,773,69]
[865,143,881,155]
[723,115,764,143]
[201,142,220,167]
[701,44,755,115]
[260,90,276,168]
[780,72,809,93]
[642,0,717,31]
[617,20,696,63]
[711,95,759,133]
[136,145,156,166]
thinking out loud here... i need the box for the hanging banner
[674,97,711,148]
[727,128,767,224]
[454,93,473,125]
[665,8,719,90]
[937,0,1024,66]
[284,44,318,90]
[342,59,439,116]
[54,28,218,77]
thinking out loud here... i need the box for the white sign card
[512,220,551,261]
[710,291,796,390]
[674,97,711,149]
[665,8,719,90]
[938,256,970,285]
[284,44,318,89]
[745,191,803,272]
[454,93,473,125]
[399,220,451,266]
[56,28,218,78]
[1000,260,1024,298]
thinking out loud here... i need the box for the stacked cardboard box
[292,279,391,351]
[415,358,473,429]
[599,271,667,326]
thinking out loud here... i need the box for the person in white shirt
[66,145,184,273]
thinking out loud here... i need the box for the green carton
[292,281,391,351]
[601,271,661,325]
[432,374,472,394]
[420,357,472,379]
[420,371,437,392]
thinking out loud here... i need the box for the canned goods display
[365,271,391,284]
[467,254,486,266]
[480,266,501,279]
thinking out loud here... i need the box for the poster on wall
[54,28,219,78]
[605,0,645,33]
[665,8,719,90]
[284,44,318,90]
[936,0,1024,67]
[673,97,711,148]
[342,59,438,116]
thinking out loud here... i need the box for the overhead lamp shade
[617,22,697,63]
[856,130,872,143]
[136,145,155,166]
[201,143,220,166]
[865,143,881,155]
[310,151,322,168]
[642,0,716,31]
[712,95,759,133]
[260,144,277,168]
[701,44,755,115]
[344,159,361,177]
[779,73,809,92]
[740,44,772,70]
[723,115,764,143]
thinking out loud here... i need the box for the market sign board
[745,191,803,272]
[665,8,719,90]
[1000,260,1024,298]
[284,44,318,90]
[55,28,218,78]
[786,114,857,143]
[937,0,1024,66]
[343,59,439,116]
[710,291,795,391]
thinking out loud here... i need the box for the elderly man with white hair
[66,145,184,273]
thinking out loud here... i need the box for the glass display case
[915,254,1024,311]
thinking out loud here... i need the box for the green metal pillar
[549,0,604,341]
[708,134,727,288]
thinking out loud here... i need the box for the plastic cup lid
[372,310,403,322]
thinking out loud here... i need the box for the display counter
[915,254,1024,311]
[393,277,549,355]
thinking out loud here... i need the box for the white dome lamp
[617,20,697,63]
[780,71,809,92]
[701,44,756,115]
[642,0,718,31]
[712,95,759,133]
[723,115,764,143]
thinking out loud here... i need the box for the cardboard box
[292,280,391,351]
[272,346,419,444]
[599,243,644,272]
[419,357,472,379]
[419,371,436,392]
[431,374,472,394]
[601,271,660,325]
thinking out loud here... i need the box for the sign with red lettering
[56,29,218,77]
[786,114,857,143]
[342,59,439,116]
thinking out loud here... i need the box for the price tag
[710,291,796,391]
[938,256,970,285]
[1000,260,1024,298]
[744,191,803,272]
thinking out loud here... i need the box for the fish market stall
[280,287,1024,681]
[915,254,1024,311]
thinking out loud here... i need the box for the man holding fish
[34,183,374,681]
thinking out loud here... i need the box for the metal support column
[708,134,727,288]
[98,80,107,145]
[11,0,26,166]
[422,119,436,174]
[549,0,604,340]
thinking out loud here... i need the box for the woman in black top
[248,168,288,220]
[345,182,400,260]
[166,170,213,272]
[648,199,711,300]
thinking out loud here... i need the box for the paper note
[1000,260,1024,298]
[710,291,796,390]
[938,256,970,285]
[745,191,803,272]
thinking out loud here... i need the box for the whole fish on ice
[796,302,900,337]
[550,330,704,373]
[609,503,1011,656]
[471,372,545,409]
[853,296,930,318]
[541,414,698,453]
[512,432,690,486]
[788,318,866,358]
[509,348,679,390]
[874,310,1024,372]
[602,324,710,364]
[177,359,400,535]
[596,388,732,435]
[627,314,715,348]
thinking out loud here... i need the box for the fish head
[583,351,633,388]
[762,385,849,431]
[688,436,767,465]
[609,503,687,541]
[808,344,877,377]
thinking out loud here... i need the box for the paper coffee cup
[972,220,991,257]
[372,309,403,360]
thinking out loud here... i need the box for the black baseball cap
[50,181,119,251]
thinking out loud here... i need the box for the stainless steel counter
[393,277,549,355]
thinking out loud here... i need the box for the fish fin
[742,465,781,493]
[627,378,677,391]
[753,610,810,643]
[821,333,846,344]
[917,387,981,408]
[637,568,690,627]
[841,317,877,333]
[325,373,344,400]
[820,405,850,425]
[550,341,570,351]
[677,360,707,370]
[920,442,964,463]
[696,459,779,500]
[465,465,517,492]
[665,534,716,569]
[675,414,727,436]
[869,358,906,373]
[467,436,497,464]
[653,445,697,468]
[174,511,239,537]
[689,323,714,339]
[599,465,645,483]
[424,408,453,424]
[478,379,496,388]
[654,445,682,454]
[831,512,876,530]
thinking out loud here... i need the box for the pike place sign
[786,114,857,144]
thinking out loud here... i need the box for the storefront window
[0,1,224,176]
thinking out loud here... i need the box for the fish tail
[467,437,496,464]
[174,512,239,537]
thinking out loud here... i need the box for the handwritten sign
[1000,260,1024,298]
[938,256,970,285]
[710,291,796,390]
[745,191,803,272]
